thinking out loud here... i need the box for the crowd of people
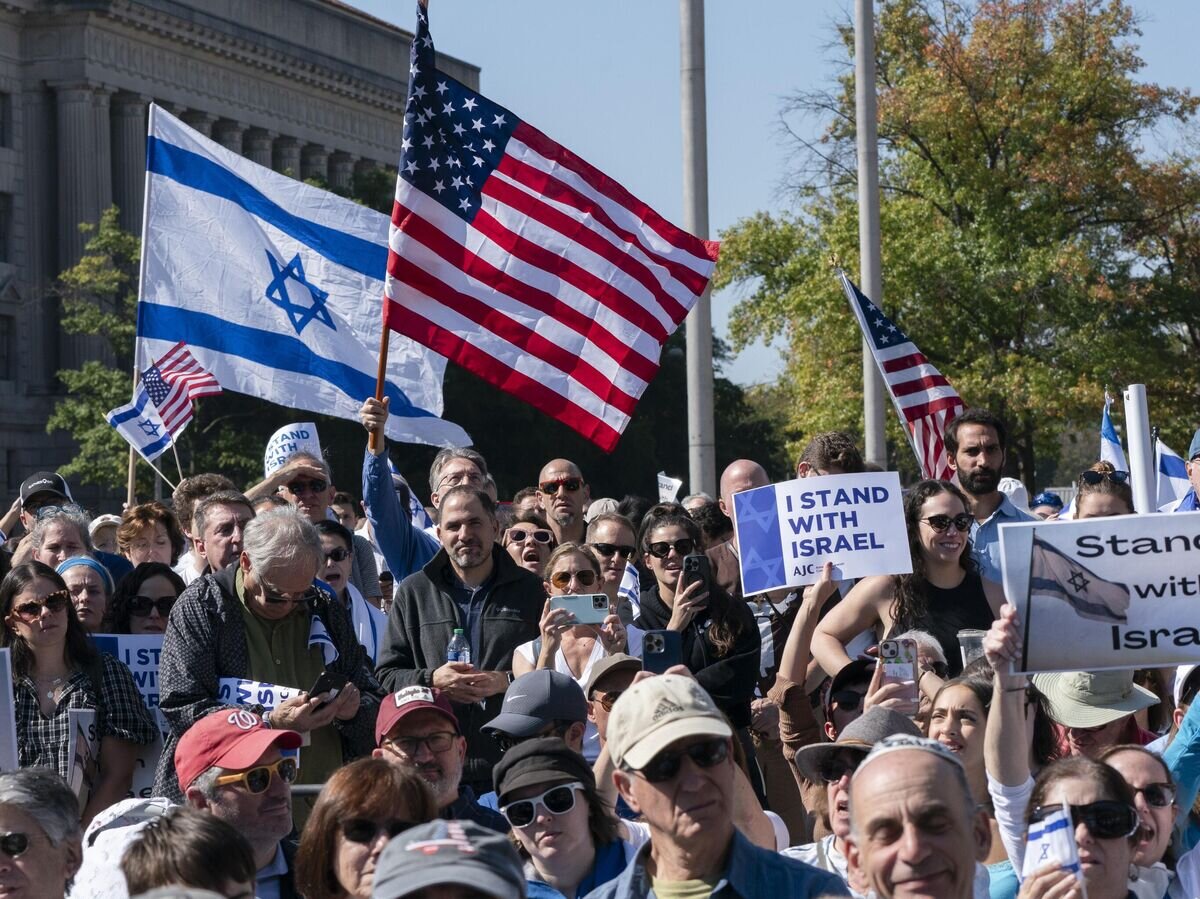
[1,400,1199,899]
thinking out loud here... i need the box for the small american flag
[140,341,222,436]
[382,4,719,451]
[841,272,964,480]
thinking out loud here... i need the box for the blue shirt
[969,494,1034,583]
[527,840,629,898]
[582,829,850,899]
[255,844,287,899]
[362,450,440,580]
[1164,691,1200,853]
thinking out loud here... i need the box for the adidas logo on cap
[651,698,685,722]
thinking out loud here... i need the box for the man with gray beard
[536,458,590,545]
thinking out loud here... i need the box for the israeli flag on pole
[1100,392,1128,471]
[136,105,469,447]
[1157,440,1190,509]
[106,386,173,462]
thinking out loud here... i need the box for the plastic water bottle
[447,628,471,665]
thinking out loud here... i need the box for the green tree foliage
[715,0,1199,486]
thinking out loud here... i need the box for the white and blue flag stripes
[387,458,435,530]
[307,614,339,668]
[106,385,174,462]
[1157,439,1190,508]
[1100,392,1128,471]
[136,105,469,447]
[1029,535,1130,623]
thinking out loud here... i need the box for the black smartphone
[643,629,683,674]
[309,671,349,707]
[682,553,711,606]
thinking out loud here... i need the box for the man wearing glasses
[372,685,508,832]
[536,459,590,545]
[591,674,849,898]
[176,707,305,898]
[155,507,381,802]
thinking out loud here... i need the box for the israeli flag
[1157,440,1191,508]
[106,385,173,462]
[1100,393,1128,471]
[136,105,469,447]
[387,458,434,530]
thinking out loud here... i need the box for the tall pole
[855,0,887,467]
[680,0,716,496]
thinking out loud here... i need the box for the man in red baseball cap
[177,708,304,896]
[372,685,507,832]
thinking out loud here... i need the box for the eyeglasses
[10,589,70,622]
[258,580,313,605]
[829,689,866,713]
[323,547,350,563]
[128,595,177,618]
[501,782,584,828]
[1031,801,1139,840]
[539,478,583,495]
[285,478,328,495]
[594,689,625,712]
[213,757,299,794]
[549,569,598,589]
[1131,783,1175,809]
[506,528,553,545]
[921,514,973,533]
[0,832,29,858]
[340,817,418,844]
[817,753,864,784]
[383,731,458,757]
[591,543,636,559]
[646,539,696,559]
[631,738,729,783]
[1079,469,1130,486]
[438,470,484,490]
[33,503,84,521]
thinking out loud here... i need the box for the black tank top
[889,571,992,677]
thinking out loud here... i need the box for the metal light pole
[855,0,887,467]
[680,0,716,496]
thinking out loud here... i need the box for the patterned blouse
[14,652,158,782]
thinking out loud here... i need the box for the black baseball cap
[482,669,587,737]
[493,736,595,806]
[372,819,526,899]
[19,471,72,507]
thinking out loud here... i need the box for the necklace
[34,675,65,700]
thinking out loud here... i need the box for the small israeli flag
[106,385,173,462]
[1157,440,1191,509]
[1100,392,1128,471]
[307,615,339,667]
[387,458,434,530]
[618,560,642,620]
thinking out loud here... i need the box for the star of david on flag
[1028,535,1130,623]
[106,385,173,463]
[265,251,336,335]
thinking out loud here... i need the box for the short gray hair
[242,507,321,575]
[0,768,81,845]
[29,508,93,554]
[189,766,221,800]
[891,628,947,665]
[428,447,489,495]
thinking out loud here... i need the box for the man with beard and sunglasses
[537,460,591,546]
[943,410,1033,583]
[589,674,849,898]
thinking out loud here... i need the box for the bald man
[536,458,590,544]
[707,459,770,600]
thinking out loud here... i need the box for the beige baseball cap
[606,674,731,771]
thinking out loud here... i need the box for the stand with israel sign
[1000,512,1200,672]
[731,472,911,595]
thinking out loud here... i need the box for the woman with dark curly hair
[812,479,1004,678]
[117,501,187,568]
[109,562,185,635]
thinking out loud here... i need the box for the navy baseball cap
[1030,491,1064,511]
[482,669,587,737]
[1189,428,1200,461]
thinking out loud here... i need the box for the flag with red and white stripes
[382,4,719,451]
[140,341,222,437]
[841,272,965,480]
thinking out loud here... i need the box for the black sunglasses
[1079,469,1130,486]
[539,477,583,495]
[492,723,569,754]
[129,595,176,618]
[1131,783,1175,809]
[286,478,328,495]
[922,513,973,533]
[829,689,865,713]
[817,753,864,784]
[591,542,636,559]
[1031,801,1139,840]
[262,587,313,605]
[0,832,29,858]
[323,547,350,563]
[633,738,729,783]
[340,817,417,844]
[10,589,70,621]
[646,538,696,559]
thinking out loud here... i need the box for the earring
[1129,862,1139,882]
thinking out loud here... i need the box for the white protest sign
[0,650,16,771]
[657,472,683,503]
[1000,512,1200,673]
[66,709,99,809]
[93,635,168,798]
[731,471,911,595]
[263,422,321,478]
[218,677,303,710]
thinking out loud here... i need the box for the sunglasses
[632,738,729,783]
[1131,783,1175,809]
[285,478,328,495]
[491,722,569,754]
[213,757,299,794]
[591,543,636,559]
[594,689,625,712]
[323,547,350,563]
[0,832,29,858]
[1031,801,1139,840]
[129,595,176,618]
[829,689,866,713]
[1079,469,1130,486]
[507,528,553,545]
[501,782,584,828]
[922,513,973,533]
[33,503,84,521]
[549,569,598,589]
[340,817,418,844]
[539,478,583,495]
[10,589,70,622]
[646,539,696,559]
[817,753,864,784]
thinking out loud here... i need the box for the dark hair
[439,485,496,516]
[890,480,975,630]
[615,494,654,534]
[944,409,1008,454]
[688,500,733,544]
[931,674,993,717]
[171,473,236,534]
[507,511,553,534]
[109,563,186,634]
[799,431,865,475]
[0,562,97,678]
[295,758,438,899]
[1097,743,1173,786]
[117,501,187,566]
[332,491,356,507]
[312,519,355,553]
[1075,461,1135,515]
[192,490,255,538]
[121,806,255,895]
[512,485,539,506]
[1027,756,1139,844]
[254,494,291,511]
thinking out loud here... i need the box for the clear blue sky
[355,0,1200,386]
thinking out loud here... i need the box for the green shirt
[649,877,719,899]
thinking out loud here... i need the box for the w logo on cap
[227,709,260,730]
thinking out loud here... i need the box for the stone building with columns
[0,0,477,505]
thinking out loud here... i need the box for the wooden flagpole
[368,327,390,454]
[125,368,138,508]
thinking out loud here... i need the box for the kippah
[853,733,965,780]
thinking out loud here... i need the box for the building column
[181,110,216,138]
[92,88,113,215]
[22,87,55,389]
[244,127,276,168]
[111,93,148,233]
[212,119,245,155]
[273,136,301,177]
[328,151,357,191]
[301,143,328,182]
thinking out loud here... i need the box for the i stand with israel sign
[1000,512,1200,672]
[731,472,911,596]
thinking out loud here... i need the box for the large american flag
[140,341,222,436]
[841,272,964,480]
[382,4,719,451]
